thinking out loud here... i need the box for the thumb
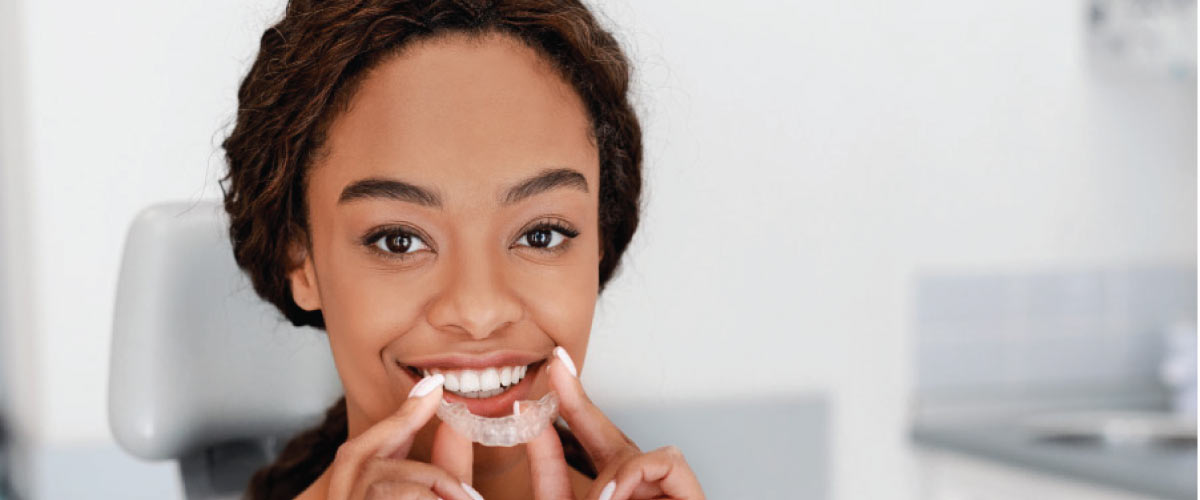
[526,422,574,499]
[431,420,474,485]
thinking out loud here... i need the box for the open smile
[397,353,548,417]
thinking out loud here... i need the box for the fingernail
[553,346,578,378]
[408,373,444,398]
[597,480,616,500]
[513,400,521,416]
[461,482,485,500]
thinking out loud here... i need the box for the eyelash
[361,220,580,262]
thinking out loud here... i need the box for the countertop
[909,387,1196,500]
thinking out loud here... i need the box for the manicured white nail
[462,482,485,500]
[408,373,444,398]
[553,346,578,378]
[597,480,616,500]
[513,400,521,416]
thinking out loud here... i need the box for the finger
[431,421,473,485]
[548,346,639,470]
[328,374,445,500]
[525,421,574,500]
[608,446,704,500]
[362,480,439,500]
[352,458,477,500]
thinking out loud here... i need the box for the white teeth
[481,367,501,391]
[459,370,481,392]
[470,387,501,399]
[416,363,534,398]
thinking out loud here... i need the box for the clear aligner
[436,391,559,447]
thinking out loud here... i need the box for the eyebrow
[337,167,589,208]
[501,168,589,205]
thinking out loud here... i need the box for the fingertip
[552,346,578,377]
[372,375,446,460]
[547,358,588,412]
[408,373,445,399]
[547,354,578,389]
[597,480,616,500]
[461,482,484,500]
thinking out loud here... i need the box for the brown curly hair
[219,0,642,498]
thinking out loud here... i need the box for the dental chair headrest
[109,201,342,461]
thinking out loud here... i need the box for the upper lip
[398,350,547,371]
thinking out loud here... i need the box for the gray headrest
[109,201,343,460]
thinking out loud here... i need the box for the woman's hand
[325,374,484,500]
[526,347,705,500]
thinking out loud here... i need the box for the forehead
[311,31,598,207]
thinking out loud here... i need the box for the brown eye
[371,230,429,256]
[525,228,554,248]
[517,225,573,250]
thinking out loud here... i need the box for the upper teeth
[421,365,530,398]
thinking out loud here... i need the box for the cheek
[323,263,430,337]
[514,242,600,362]
[317,250,433,414]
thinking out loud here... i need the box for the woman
[219,0,704,499]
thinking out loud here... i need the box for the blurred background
[0,0,1195,498]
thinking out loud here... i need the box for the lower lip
[404,361,544,418]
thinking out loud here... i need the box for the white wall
[590,2,1193,498]
[5,0,290,496]
[0,0,41,491]
[1,0,1194,498]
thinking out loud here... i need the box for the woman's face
[288,32,601,430]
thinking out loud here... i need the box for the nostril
[425,285,523,340]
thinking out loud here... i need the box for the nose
[426,244,523,340]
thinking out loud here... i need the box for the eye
[366,228,430,258]
[515,222,579,252]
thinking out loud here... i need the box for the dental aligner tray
[437,391,559,447]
